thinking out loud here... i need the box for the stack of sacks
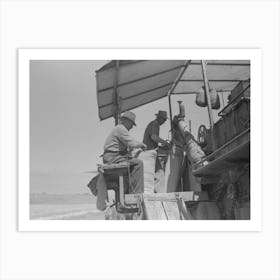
[137,150,157,194]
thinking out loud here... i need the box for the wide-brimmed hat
[155,110,168,120]
[121,111,136,126]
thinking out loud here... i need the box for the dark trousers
[103,153,144,194]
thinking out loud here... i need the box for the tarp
[95,60,250,121]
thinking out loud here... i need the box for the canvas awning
[95,60,250,121]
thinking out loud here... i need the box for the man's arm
[149,122,171,148]
[151,134,171,148]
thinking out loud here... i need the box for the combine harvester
[91,60,250,220]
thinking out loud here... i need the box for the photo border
[18,48,262,232]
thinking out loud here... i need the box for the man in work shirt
[143,110,171,192]
[143,110,171,152]
[103,111,147,194]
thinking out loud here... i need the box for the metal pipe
[179,79,246,82]
[168,94,173,131]
[201,60,215,150]
[172,90,229,95]
[167,60,191,97]
[178,101,185,118]
[188,61,250,66]
[167,60,191,134]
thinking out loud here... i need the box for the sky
[30,60,226,194]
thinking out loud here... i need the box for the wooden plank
[162,201,181,220]
[177,198,193,220]
[126,191,208,203]
[142,191,194,202]
[125,194,139,204]
[143,200,167,220]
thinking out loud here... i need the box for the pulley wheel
[197,124,207,147]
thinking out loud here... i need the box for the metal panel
[96,60,250,121]
[96,60,186,120]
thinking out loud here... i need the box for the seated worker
[103,111,147,194]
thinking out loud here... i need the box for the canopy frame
[96,60,250,145]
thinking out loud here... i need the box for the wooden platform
[126,191,209,220]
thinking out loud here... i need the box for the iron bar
[179,79,246,82]
[189,61,250,66]
[172,90,230,95]
[168,94,173,132]
[201,60,215,150]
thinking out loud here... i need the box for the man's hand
[162,140,172,150]
[166,142,172,150]
[141,143,147,151]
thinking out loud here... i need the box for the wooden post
[113,60,120,125]
[201,60,215,150]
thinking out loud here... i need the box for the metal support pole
[167,60,191,136]
[201,60,215,150]
[168,94,173,131]
[113,60,120,125]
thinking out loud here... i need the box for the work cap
[155,110,168,120]
[121,111,136,126]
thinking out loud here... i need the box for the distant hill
[30,193,97,204]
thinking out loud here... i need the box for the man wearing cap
[103,111,147,194]
[143,110,171,193]
[143,110,171,151]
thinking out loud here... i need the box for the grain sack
[154,169,165,193]
[195,87,220,109]
[137,150,157,194]
[210,88,220,109]
[195,87,207,107]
